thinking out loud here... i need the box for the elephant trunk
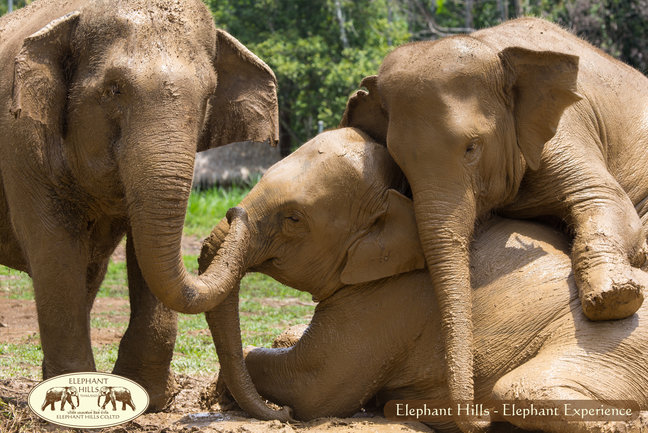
[120,125,250,314]
[204,285,292,421]
[199,209,291,421]
[412,187,477,409]
[97,394,102,407]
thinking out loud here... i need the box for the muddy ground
[0,237,433,433]
[0,296,432,432]
[0,375,434,433]
[2,238,647,432]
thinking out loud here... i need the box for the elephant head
[339,38,581,425]
[201,128,424,301]
[9,0,278,314]
[199,128,427,419]
[97,386,111,407]
[65,386,80,409]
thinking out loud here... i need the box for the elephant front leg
[28,232,96,377]
[568,183,646,321]
[112,231,178,411]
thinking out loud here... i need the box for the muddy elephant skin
[41,386,79,411]
[0,0,278,410]
[341,17,648,423]
[201,129,648,433]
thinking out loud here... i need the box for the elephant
[97,386,135,411]
[0,0,281,412]
[340,16,648,427]
[200,128,648,433]
[41,386,79,411]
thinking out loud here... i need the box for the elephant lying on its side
[0,0,283,415]
[341,18,648,422]
[200,128,648,433]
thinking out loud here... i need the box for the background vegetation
[2,0,646,152]
[204,0,648,153]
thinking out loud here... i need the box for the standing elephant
[0,0,280,411]
[97,386,135,411]
[200,128,648,433]
[41,386,79,411]
[341,16,648,426]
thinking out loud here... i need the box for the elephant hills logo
[28,372,149,428]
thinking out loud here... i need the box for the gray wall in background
[192,141,281,189]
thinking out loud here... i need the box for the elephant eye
[464,138,483,165]
[282,211,307,236]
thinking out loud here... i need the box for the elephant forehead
[80,0,214,52]
[380,37,502,95]
[266,128,385,184]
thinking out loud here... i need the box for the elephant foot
[579,264,645,321]
[112,366,177,412]
[145,372,178,412]
[199,374,237,411]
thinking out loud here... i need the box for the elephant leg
[492,352,643,433]
[28,231,95,376]
[559,153,646,321]
[113,231,177,412]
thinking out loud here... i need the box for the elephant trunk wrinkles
[199,207,293,421]
[413,192,476,409]
[122,127,250,314]
[205,285,293,421]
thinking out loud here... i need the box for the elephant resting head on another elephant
[200,128,648,432]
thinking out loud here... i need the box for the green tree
[204,0,409,153]
[0,0,31,16]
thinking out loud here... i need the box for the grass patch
[0,185,315,379]
[0,267,32,300]
[184,182,256,237]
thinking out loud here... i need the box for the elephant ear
[339,75,388,145]
[11,11,80,134]
[341,189,425,285]
[200,29,279,151]
[501,47,582,170]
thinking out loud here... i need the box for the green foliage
[205,0,410,147]
[184,182,255,237]
[0,0,31,16]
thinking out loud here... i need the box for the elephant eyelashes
[282,212,307,235]
[464,138,483,165]
[101,82,121,99]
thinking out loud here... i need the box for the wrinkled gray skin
[0,0,278,411]
[41,386,79,411]
[201,128,648,433]
[340,19,648,431]
[98,386,135,411]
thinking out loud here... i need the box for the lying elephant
[341,17,648,422]
[200,128,648,433]
[0,0,279,411]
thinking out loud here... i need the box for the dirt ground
[2,237,647,433]
[0,375,433,433]
[0,237,433,433]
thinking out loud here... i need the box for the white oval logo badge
[28,372,149,428]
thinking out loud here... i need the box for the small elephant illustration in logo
[41,386,79,411]
[97,386,136,411]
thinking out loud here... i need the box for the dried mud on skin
[0,376,433,433]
